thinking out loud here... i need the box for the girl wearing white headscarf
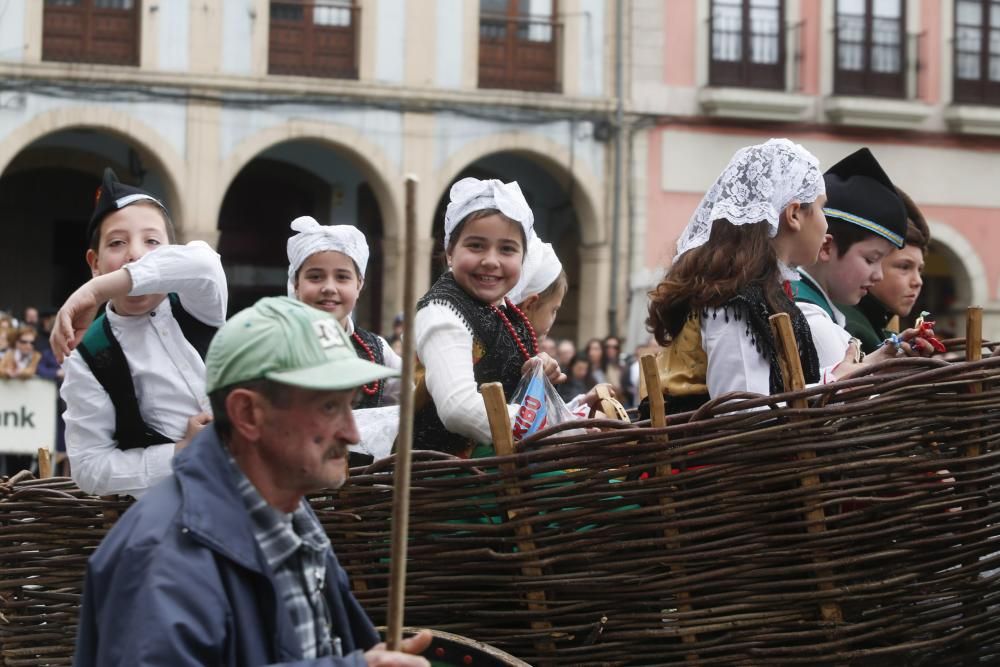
[287,216,402,460]
[506,234,568,338]
[411,177,576,458]
[645,138,848,412]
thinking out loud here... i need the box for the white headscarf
[443,177,535,251]
[675,138,825,259]
[506,235,563,304]
[286,216,369,297]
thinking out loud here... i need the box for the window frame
[953,0,1000,105]
[267,0,360,80]
[833,0,907,98]
[42,0,141,67]
[708,0,786,90]
[477,0,562,93]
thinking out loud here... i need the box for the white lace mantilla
[675,138,825,259]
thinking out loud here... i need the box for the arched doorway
[218,139,387,332]
[430,152,583,341]
[0,128,176,315]
[915,240,972,339]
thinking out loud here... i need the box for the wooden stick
[962,307,983,460]
[769,313,843,625]
[37,447,52,479]
[640,355,698,656]
[386,176,419,650]
[482,382,555,656]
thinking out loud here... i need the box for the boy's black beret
[822,148,907,249]
[87,168,167,244]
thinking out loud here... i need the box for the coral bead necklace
[489,298,538,361]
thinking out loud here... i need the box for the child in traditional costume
[792,149,937,366]
[287,216,401,406]
[57,168,227,498]
[840,186,930,354]
[412,178,567,457]
[646,139,837,413]
[506,234,568,340]
[287,217,401,463]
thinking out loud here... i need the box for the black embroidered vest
[412,272,535,457]
[350,326,386,409]
[709,283,821,395]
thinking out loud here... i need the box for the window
[709,0,785,90]
[268,0,359,79]
[954,0,1000,104]
[42,0,140,66]
[834,0,906,97]
[479,0,561,92]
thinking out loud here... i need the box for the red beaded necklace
[350,332,381,396]
[489,298,538,361]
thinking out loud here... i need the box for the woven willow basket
[2,353,999,666]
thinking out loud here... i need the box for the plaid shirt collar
[225,455,331,570]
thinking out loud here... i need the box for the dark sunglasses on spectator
[18,339,34,345]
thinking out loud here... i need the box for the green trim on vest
[790,277,834,320]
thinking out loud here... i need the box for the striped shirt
[227,457,341,659]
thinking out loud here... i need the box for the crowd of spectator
[0,305,66,476]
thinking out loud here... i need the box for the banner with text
[0,378,56,454]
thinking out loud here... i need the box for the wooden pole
[768,313,843,625]
[386,176,419,650]
[37,447,52,479]
[962,306,983,460]
[640,355,698,655]
[482,382,555,657]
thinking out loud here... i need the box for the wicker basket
[2,355,999,666]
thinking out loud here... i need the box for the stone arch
[434,131,604,246]
[432,130,609,341]
[0,106,186,231]
[216,120,402,241]
[925,220,988,309]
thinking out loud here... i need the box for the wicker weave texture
[2,356,999,666]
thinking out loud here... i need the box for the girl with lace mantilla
[412,178,567,458]
[646,138,863,413]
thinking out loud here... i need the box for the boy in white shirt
[52,168,228,498]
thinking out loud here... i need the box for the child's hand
[175,412,212,452]
[51,284,103,363]
[50,270,133,363]
[524,352,566,385]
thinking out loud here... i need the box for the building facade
[0,0,623,343]
[626,0,1000,346]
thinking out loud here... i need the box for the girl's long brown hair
[647,218,799,346]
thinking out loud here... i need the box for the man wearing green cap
[74,297,431,666]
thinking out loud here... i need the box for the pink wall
[798,0,822,95]
[920,204,1000,301]
[664,0,697,86]
[644,128,703,269]
[920,0,941,104]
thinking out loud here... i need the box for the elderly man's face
[255,385,360,492]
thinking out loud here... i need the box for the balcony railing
[269,0,359,80]
[42,0,140,67]
[478,12,561,93]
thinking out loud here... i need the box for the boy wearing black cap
[840,186,931,354]
[52,168,228,498]
[791,148,913,370]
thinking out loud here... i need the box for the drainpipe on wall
[608,0,624,337]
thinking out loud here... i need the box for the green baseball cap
[205,296,399,394]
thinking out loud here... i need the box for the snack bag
[510,359,579,441]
